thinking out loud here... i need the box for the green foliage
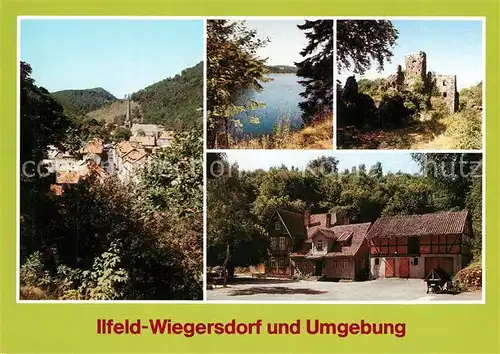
[411,76,425,94]
[112,126,132,142]
[52,87,117,114]
[466,178,482,260]
[337,20,399,74]
[459,82,482,113]
[295,20,334,122]
[137,128,203,217]
[206,20,270,148]
[207,160,268,277]
[357,78,387,102]
[446,111,482,150]
[20,62,76,164]
[20,252,52,288]
[131,62,203,131]
[19,62,203,300]
[21,243,129,300]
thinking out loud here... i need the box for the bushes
[453,262,482,291]
[445,111,482,150]
[20,242,129,300]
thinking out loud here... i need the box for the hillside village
[44,99,176,193]
[20,56,204,301]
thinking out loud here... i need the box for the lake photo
[231,73,304,139]
[207,19,334,149]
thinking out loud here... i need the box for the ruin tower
[435,75,457,113]
[404,51,427,89]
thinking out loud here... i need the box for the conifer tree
[295,20,334,122]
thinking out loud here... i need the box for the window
[333,260,338,268]
[271,238,277,249]
[443,80,447,86]
[443,92,447,98]
[408,237,420,254]
[342,260,348,269]
[413,258,419,266]
[316,240,324,251]
[375,258,380,265]
[279,237,286,250]
[275,221,281,231]
[278,258,285,267]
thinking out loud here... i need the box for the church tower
[124,94,132,129]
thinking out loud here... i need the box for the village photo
[206,151,483,302]
[336,19,483,150]
[206,19,334,150]
[18,19,204,300]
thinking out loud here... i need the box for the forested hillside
[52,87,117,115]
[131,61,203,130]
[266,65,297,74]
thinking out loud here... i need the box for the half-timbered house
[366,210,472,279]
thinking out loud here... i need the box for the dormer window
[317,240,324,251]
[337,231,353,242]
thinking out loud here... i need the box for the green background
[1,0,499,353]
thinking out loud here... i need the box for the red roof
[293,223,371,258]
[325,223,372,257]
[366,210,469,239]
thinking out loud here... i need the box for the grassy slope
[232,113,334,149]
[86,100,141,123]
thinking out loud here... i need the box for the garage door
[385,258,395,277]
[425,257,454,277]
[398,258,410,278]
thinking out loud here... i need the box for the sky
[224,151,421,174]
[20,19,204,98]
[245,20,309,66]
[337,20,484,90]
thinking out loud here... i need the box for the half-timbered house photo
[367,210,472,279]
[267,209,372,281]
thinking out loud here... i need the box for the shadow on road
[228,286,327,296]
[228,277,298,285]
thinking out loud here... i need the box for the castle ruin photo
[386,51,458,113]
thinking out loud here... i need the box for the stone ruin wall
[386,51,457,113]
[433,74,458,113]
[404,51,427,89]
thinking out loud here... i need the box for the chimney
[303,210,310,227]
[326,214,331,227]
[331,211,349,226]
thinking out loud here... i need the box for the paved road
[206,278,482,302]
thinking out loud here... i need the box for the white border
[16,16,486,305]
[332,19,338,150]
[202,18,208,301]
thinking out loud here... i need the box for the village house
[130,123,165,138]
[366,210,471,279]
[113,140,149,183]
[157,130,174,148]
[266,209,372,281]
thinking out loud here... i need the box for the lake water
[230,74,304,138]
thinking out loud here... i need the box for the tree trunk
[227,262,235,279]
[215,118,229,149]
[222,242,230,287]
